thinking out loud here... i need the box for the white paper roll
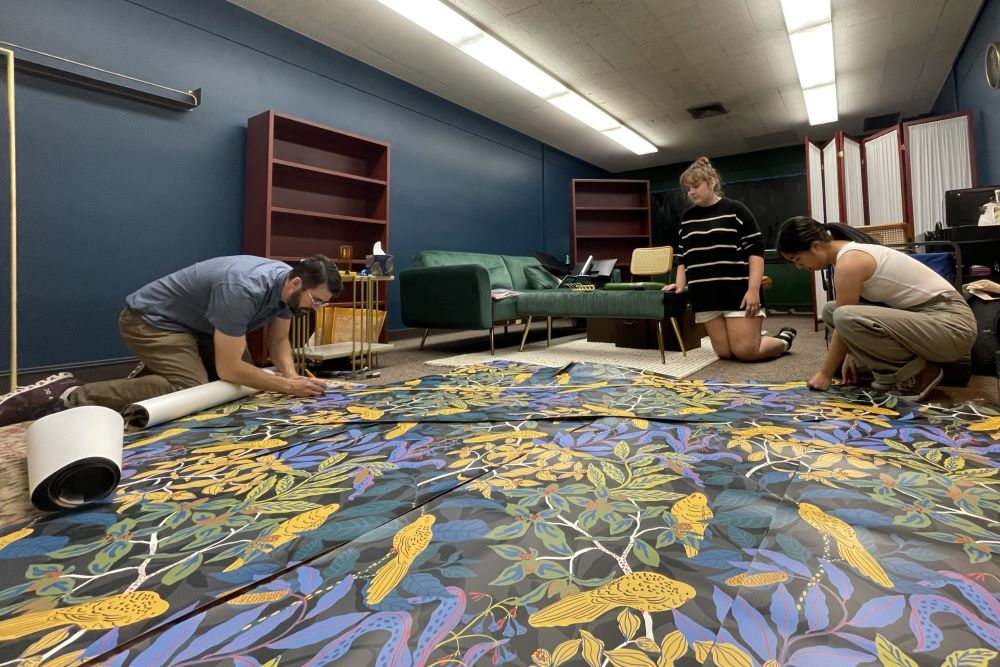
[27,406,124,511]
[121,380,259,429]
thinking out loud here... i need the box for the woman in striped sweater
[662,157,796,361]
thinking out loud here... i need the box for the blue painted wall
[0,0,606,371]
[932,0,1000,186]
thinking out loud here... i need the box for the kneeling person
[0,254,342,425]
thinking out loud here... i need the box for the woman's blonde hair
[680,156,722,195]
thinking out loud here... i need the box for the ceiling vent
[863,112,900,131]
[686,102,729,119]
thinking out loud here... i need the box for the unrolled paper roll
[121,380,259,429]
[28,406,124,511]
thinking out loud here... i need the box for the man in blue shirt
[0,255,342,425]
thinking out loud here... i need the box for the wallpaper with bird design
[0,359,996,666]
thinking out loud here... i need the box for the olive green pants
[66,308,216,412]
[822,291,977,385]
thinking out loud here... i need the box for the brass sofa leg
[490,327,495,355]
[546,317,552,347]
[419,328,429,350]
[656,321,666,364]
[670,317,686,356]
[519,316,533,351]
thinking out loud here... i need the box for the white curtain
[863,129,904,226]
[807,143,825,221]
[907,115,973,237]
[842,137,864,226]
[823,141,840,222]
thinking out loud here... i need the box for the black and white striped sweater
[677,198,765,312]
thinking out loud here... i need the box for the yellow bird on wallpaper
[0,591,169,640]
[365,514,436,605]
[528,571,696,628]
[223,502,341,572]
[671,492,714,557]
[798,502,894,588]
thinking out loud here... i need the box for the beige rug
[426,335,719,377]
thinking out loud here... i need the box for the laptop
[557,256,617,288]
[531,250,572,276]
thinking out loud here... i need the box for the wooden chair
[627,246,688,356]
[863,223,910,247]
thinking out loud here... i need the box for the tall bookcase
[244,110,390,361]
[571,179,651,279]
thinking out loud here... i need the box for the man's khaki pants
[66,308,216,412]
[822,292,977,385]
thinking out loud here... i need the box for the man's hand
[807,371,833,391]
[741,290,761,316]
[282,375,327,397]
[661,283,678,292]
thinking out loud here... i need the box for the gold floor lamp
[1,46,16,394]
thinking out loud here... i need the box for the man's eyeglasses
[306,290,335,308]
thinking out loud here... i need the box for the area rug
[426,334,719,377]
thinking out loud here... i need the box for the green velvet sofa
[400,250,688,360]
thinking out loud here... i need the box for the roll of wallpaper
[27,406,124,511]
[121,380,260,429]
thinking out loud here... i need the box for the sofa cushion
[501,255,545,291]
[523,265,561,290]
[414,250,514,289]
[516,289,673,319]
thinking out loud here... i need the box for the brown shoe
[890,364,943,401]
[0,373,80,426]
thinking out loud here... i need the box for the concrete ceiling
[228,0,983,172]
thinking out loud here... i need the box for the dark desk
[928,227,1000,283]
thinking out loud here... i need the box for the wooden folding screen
[801,115,976,329]
[806,140,825,221]
[804,132,865,327]
[841,134,864,228]
[804,139,830,329]
[861,126,906,228]
[903,111,976,238]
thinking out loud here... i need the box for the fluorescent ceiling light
[780,0,837,126]
[375,0,481,44]
[779,0,831,33]
[789,23,835,89]
[460,35,567,99]
[375,0,656,155]
[803,84,838,125]
[602,127,657,155]
[547,92,618,131]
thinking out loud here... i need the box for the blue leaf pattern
[732,595,778,660]
[770,583,798,640]
[850,595,905,628]
[804,584,829,632]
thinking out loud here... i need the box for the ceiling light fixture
[375,0,656,155]
[780,0,837,125]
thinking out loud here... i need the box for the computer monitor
[944,186,999,227]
